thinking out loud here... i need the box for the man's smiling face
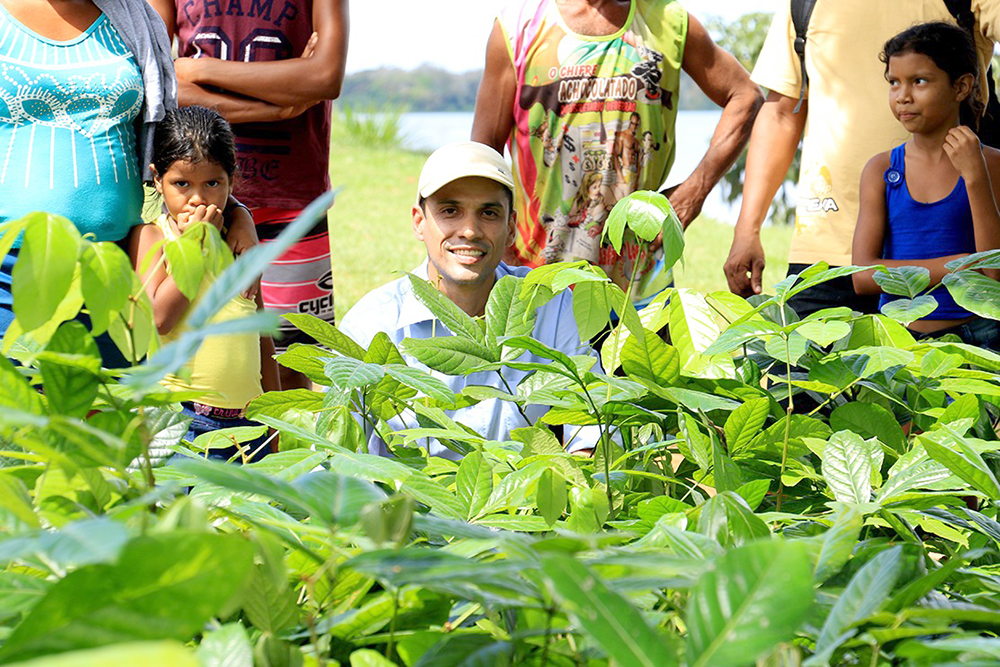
[414,176,515,299]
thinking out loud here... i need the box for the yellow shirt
[752,0,998,266]
[154,215,263,409]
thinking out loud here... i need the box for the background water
[398,109,739,221]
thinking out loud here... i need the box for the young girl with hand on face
[853,22,1000,349]
[132,107,279,462]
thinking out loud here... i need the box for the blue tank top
[880,143,975,319]
[0,6,144,245]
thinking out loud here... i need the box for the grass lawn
[328,141,793,320]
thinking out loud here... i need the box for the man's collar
[397,259,512,330]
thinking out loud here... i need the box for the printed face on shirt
[413,176,515,295]
[886,51,971,135]
[153,158,234,231]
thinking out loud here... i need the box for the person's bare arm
[256,289,281,395]
[130,223,191,335]
[852,153,966,294]
[723,91,806,296]
[945,128,1000,280]
[667,13,763,229]
[471,20,516,152]
[174,0,348,108]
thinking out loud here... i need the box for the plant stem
[776,302,794,513]
[386,586,400,661]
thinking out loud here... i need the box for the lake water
[398,110,739,221]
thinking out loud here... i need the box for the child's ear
[955,73,976,102]
[150,164,163,193]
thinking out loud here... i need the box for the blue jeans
[180,403,271,463]
[913,317,1000,351]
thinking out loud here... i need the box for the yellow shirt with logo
[752,0,998,266]
[154,215,263,409]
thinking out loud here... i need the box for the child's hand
[944,126,988,181]
[177,204,225,233]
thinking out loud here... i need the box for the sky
[345,0,775,73]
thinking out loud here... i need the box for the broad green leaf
[919,429,1000,498]
[0,572,47,622]
[813,506,863,582]
[406,273,485,343]
[541,554,677,667]
[873,266,931,298]
[241,563,298,634]
[351,648,398,667]
[0,518,129,569]
[455,450,493,520]
[197,623,252,667]
[12,213,80,332]
[784,264,869,301]
[384,364,455,405]
[763,331,808,364]
[324,356,385,404]
[0,475,39,530]
[602,191,684,273]
[946,247,1000,271]
[126,191,335,390]
[702,321,782,356]
[0,354,43,416]
[937,393,979,426]
[921,347,965,377]
[245,389,325,420]
[485,275,536,350]
[402,336,498,375]
[162,234,205,300]
[943,270,1000,319]
[621,329,680,386]
[79,242,132,336]
[795,320,851,347]
[412,636,512,667]
[276,344,333,384]
[7,641,198,667]
[37,321,100,419]
[830,402,904,454]
[679,412,712,470]
[502,335,580,376]
[283,312,366,359]
[697,492,770,547]
[733,479,769,511]
[846,314,916,349]
[536,468,567,527]
[0,532,254,663]
[572,280,614,341]
[669,288,720,364]
[724,398,770,456]
[843,346,915,377]
[880,295,938,324]
[809,547,903,664]
[821,431,877,504]
[651,386,741,412]
[877,447,950,503]
[565,486,610,533]
[686,540,813,667]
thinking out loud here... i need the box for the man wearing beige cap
[340,141,593,458]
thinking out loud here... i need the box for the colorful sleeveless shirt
[499,0,687,302]
[173,0,330,210]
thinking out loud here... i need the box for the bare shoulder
[981,144,1000,166]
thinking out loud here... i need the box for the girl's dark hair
[881,21,983,128]
[151,106,237,178]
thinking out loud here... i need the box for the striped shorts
[253,207,334,352]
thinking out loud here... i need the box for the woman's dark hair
[151,106,237,178]
[880,21,983,127]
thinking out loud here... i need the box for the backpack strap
[790,0,818,113]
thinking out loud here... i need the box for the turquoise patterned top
[0,6,143,245]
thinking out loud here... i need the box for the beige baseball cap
[417,141,515,200]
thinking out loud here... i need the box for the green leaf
[324,356,385,404]
[880,295,938,324]
[7,641,199,667]
[919,428,1000,498]
[697,492,770,547]
[12,213,80,332]
[406,273,485,343]
[502,335,580,376]
[679,412,712,470]
[621,329,680,385]
[245,389,326,421]
[830,402,904,454]
[37,321,100,419]
[813,506,863,582]
[668,288,722,372]
[821,431,877,504]
[652,386,741,412]
[283,312,366,359]
[79,242,132,336]
[402,336,498,375]
[572,280,615,341]
[541,554,677,667]
[0,532,254,663]
[724,398,770,457]
[275,344,333,384]
[702,321,783,356]
[686,540,813,667]
[809,546,903,664]
[163,234,205,300]
[733,479,770,511]
[943,270,1000,319]
[197,623,253,667]
[384,364,456,405]
[536,468,567,527]
[242,563,298,634]
[0,354,43,416]
[351,648,398,667]
[485,275,537,349]
[455,450,493,520]
[0,572,48,620]
[795,320,851,347]
[763,331,808,364]
[877,448,950,503]
[921,347,965,378]
[873,266,931,298]
[843,346,915,377]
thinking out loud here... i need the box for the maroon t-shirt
[175,0,331,209]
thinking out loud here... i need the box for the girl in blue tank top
[853,22,1000,349]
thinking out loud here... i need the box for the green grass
[327,141,793,320]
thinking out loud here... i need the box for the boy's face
[413,176,515,294]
